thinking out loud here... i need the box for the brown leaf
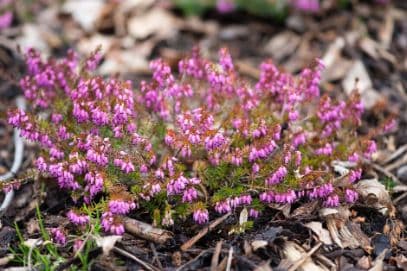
[128,8,179,40]
[342,60,381,109]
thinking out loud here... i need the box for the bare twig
[0,254,14,266]
[150,242,163,270]
[113,246,160,271]
[385,154,407,172]
[382,144,407,165]
[176,249,213,271]
[225,246,233,271]
[315,254,337,271]
[210,241,223,271]
[124,217,173,244]
[287,242,322,271]
[181,213,231,251]
[0,96,26,215]
[217,256,228,271]
[393,192,407,204]
[363,158,402,185]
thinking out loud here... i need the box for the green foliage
[174,0,214,16]
[380,176,396,192]
[10,205,101,271]
[173,0,288,20]
[203,163,231,190]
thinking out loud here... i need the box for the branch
[124,217,173,244]
[0,96,26,214]
[181,213,231,251]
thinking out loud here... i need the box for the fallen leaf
[305,222,333,245]
[282,241,328,271]
[62,0,106,32]
[23,238,42,248]
[95,235,122,255]
[239,207,248,226]
[77,34,115,56]
[264,31,300,62]
[355,178,392,212]
[99,49,149,75]
[251,240,268,251]
[128,8,179,40]
[342,60,381,109]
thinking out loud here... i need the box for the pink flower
[266,166,287,185]
[0,11,12,30]
[249,209,260,218]
[101,212,125,235]
[67,210,90,225]
[216,0,235,13]
[348,169,362,183]
[324,194,339,207]
[345,189,358,203]
[193,209,209,224]
[50,228,67,246]
[215,200,231,214]
[315,143,333,156]
[291,0,320,12]
[108,200,136,215]
[182,188,198,203]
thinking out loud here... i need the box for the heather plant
[7,46,394,241]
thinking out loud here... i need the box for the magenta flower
[345,189,358,204]
[324,194,340,207]
[67,210,90,225]
[266,166,287,185]
[291,0,320,13]
[0,11,12,30]
[193,209,209,224]
[50,228,67,246]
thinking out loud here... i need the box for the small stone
[397,166,407,183]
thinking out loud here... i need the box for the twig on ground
[315,254,336,271]
[210,241,223,271]
[176,249,213,271]
[0,254,14,266]
[363,158,402,185]
[225,246,234,271]
[382,144,407,165]
[113,246,160,271]
[150,242,163,270]
[0,96,26,215]
[217,256,228,271]
[287,242,322,271]
[385,154,407,172]
[393,192,407,204]
[124,217,173,244]
[181,213,231,251]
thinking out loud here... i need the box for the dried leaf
[128,8,179,40]
[23,238,42,248]
[342,60,381,109]
[305,222,333,245]
[239,207,248,226]
[355,179,392,212]
[95,235,122,255]
[251,240,268,251]
[264,31,300,61]
[282,241,329,271]
[62,0,105,32]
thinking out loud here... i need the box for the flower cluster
[8,46,387,240]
